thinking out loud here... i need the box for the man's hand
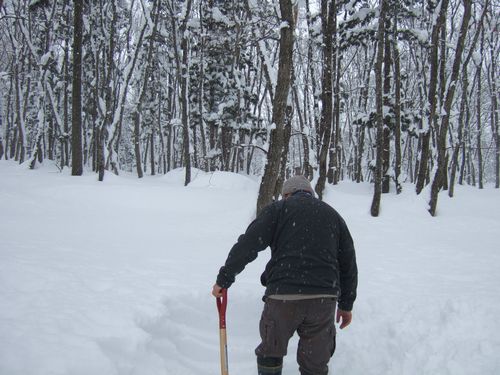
[212,283,224,298]
[336,309,352,329]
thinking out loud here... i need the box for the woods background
[0,0,498,216]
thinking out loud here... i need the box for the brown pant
[255,298,337,375]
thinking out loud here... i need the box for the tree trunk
[221,126,232,171]
[449,74,468,197]
[315,0,335,200]
[428,0,471,216]
[292,84,311,179]
[476,29,484,189]
[133,112,143,178]
[382,22,392,193]
[181,43,191,185]
[370,0,386,217]
[71,0,83,176]
[179,1,193,185]
[98,0,118,181]
[416,0,449,194]
[275,105,293,199]
[393,16,402,194]
[305,0,320,169]
[356,48,375,183]
[14,65,25,164]
[256,0,295,214]
[329,45,341,185]
[490,40,499,188]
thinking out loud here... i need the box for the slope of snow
[0,160,499,375]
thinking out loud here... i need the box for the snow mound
[161,168,257,191]
[161,167,206,186]
[188,171,258,191]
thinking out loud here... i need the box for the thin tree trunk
[71,0,83,176]
[150,132,155,176]
[14,64,26,163]
[315,0,335,199]
[305,0,320,166]
[198,3,208,172]
[370,0,386,217]
[449,75,468,197]
[476,29,484,189]
[98,0,118,181]
[429,0,471,216]
[356,48,375,183]
[4,82,13,160]
[451,0,488,195]
[416,0,449,194]
[174,0,193,185]
[329,43,341,185]
[275,105,293,199]
[382,22,392,193]
[181,36,190,185]
[256,0,295,214]
[393,16,402,194]
[490,41,499,188]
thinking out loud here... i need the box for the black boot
[257,356,283,375]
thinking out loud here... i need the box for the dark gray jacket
[216,191,358,311]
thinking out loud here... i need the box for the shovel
[216,288,229,375]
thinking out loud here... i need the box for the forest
[0,0,498,216]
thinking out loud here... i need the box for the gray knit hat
[282,175,314,196]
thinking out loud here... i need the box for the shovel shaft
[216,289,229,375]
[219,328,229,375]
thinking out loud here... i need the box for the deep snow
[0,160,499,375]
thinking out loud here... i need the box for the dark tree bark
[180,0,193,185]
[305,0,320,167]
[393,15,402,194]
[449,75,468,198]
[382,21,392,193]
[256,0,295,214]
[329,42,341,185]
[14,65,25,164]
[63,0,70,167]
[370,0,386,217]
[490,40,499,188]
[292,82,311,179]
[133,112,143,178]
[315,0,335,200]
[275,105,293,199]
[476,29,484,189]
[71,0,83,176]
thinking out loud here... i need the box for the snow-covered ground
[1,160,499,375]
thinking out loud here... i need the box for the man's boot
[257,356,283,375]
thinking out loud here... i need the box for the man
[212,175,358,375]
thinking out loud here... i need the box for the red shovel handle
[216,289,228,329]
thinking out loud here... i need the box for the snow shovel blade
[216,289,229,375]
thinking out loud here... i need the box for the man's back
[261,191,357,311]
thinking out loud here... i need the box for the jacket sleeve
[337,217,358,311]
[216,203,278,289]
